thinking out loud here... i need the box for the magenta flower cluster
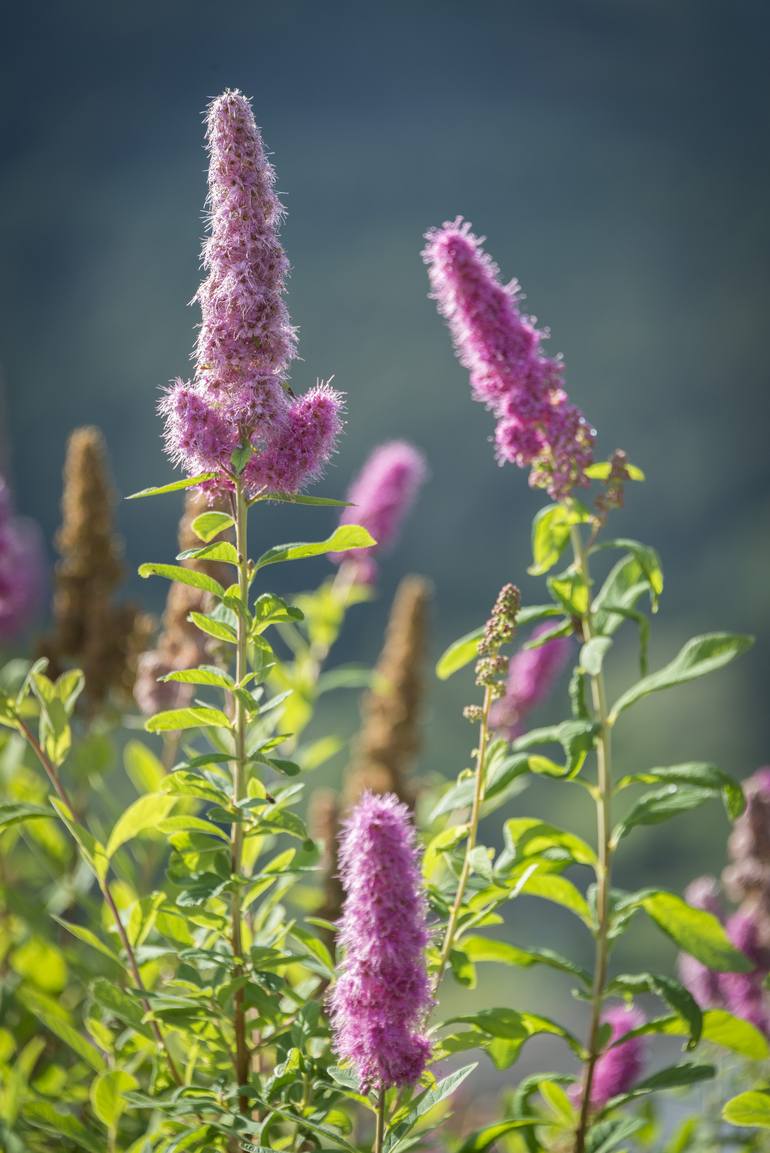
[422,218,594,500]
[331,441,427,582]
[0,476,44,642]
[489,624,571,739]
[160,90,342,494]
[588,1004,646,1109]
[329,792,432,1090]
[679,769,770,1035]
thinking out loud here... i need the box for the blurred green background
[2,0,768,1084]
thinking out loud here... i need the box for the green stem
[232,478,251,1114]
[435,685,493,988]
[570,522,613,1153]
[374,1088,386,1153]
[17,719,183,1088]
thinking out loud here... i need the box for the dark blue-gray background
[2,0,769,1065]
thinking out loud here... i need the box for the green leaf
[617,762,745,821]
[548,570,589,616]
[0,801,54,832]
[91,1070,138,1130]
[608,972,702,1046]
[145,705,232,733]
[581,637,612,676]
[161,665,235,690]
[386,1064,478,1153]
[53,917,121,964]
[91,978,152,1035]
[23,1102,103,1153]
[16,986,106,1072]
[106,793,178,858]
[462,934,590,984]
[138,562,225,598]
[255,491,352,507]
[502,817,597,866]
[177,540,239,565]
[127,473,216,499]
[613,784,716,844]
[455,1118,539,1153]
[436,626,483,680]
[595,538,663,609]
[190,510,235,542]
[516,871,592,926]
[592,556,652,637]
[188,611,238,643]
[722,1091,770,1129]
[124,740,166,793]
[621,1061,714,1099]
[662,1008,769,1059]
[640,891,752,972]
[256,524,376,570]
[610,633,754,722]
[530,503,590,576]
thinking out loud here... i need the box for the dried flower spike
[329,792,432,1090]
[43,427,148,707]
[344,576,430,808]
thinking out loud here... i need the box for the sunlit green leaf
[722,1091,770,1129]
[106,793,178,858]
[190,510,235,542]
[255,524,375,570]
[436,626,484,680]
[138,562,225,598]
[145,705,232,732]
[127,473,216,499]
[610,633,754,722]
[640,891,752,972]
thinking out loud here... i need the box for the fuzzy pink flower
[161,91,341,495]
[489,624,571,738]
[329,792,432,1090]
[0,478,45,642]
[589,1004,646,1109]
[331,441,427,582]
[422,218,594,500]
[244,381,344,494]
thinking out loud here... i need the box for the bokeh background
[2,0,769,1082]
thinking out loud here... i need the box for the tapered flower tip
[333,441,427,580]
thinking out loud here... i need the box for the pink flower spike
[329,792,432,1091]
[589,1004,646,1109]
[332,441,427,582]
[489,624,571,739]
[0,477,45,642]
[423,218,595,499]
